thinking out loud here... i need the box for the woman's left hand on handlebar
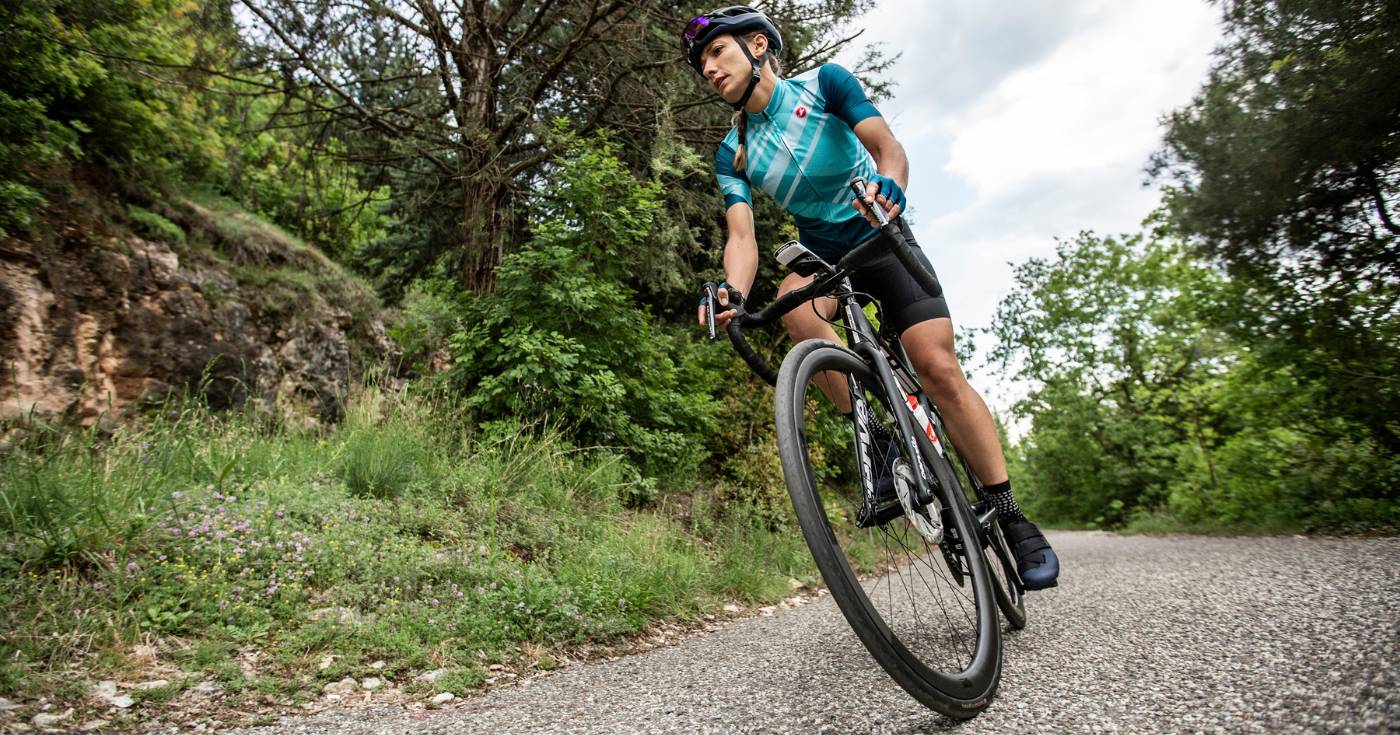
[852,173,903,226]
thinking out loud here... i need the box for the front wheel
[774,339,1002,719]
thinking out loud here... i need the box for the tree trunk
[460,171,515,292]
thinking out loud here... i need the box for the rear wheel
[940,437,1027,630]
[774,339,1001,719]
[980,511,1027,630]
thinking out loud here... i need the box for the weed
[132,680,185,704]
[2,385,813,722]
[126,204,187,247]
[432,666,487,694]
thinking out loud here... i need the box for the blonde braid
[730,33,783,172]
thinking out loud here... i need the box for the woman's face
[700,34,766,104]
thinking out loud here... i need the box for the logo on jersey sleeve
[795,105,808,118]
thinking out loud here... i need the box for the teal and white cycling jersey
[715,63,885,261]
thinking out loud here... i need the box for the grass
[0,386,823,726]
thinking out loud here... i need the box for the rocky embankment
[0,193,392,428]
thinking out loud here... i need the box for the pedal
[973,501,997,547]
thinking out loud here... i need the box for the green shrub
[339,429,421,499]
[388,282,463,375]
[444,131,721,483]
[126,204,187,246]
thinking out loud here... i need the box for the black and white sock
[983,479,1024,523]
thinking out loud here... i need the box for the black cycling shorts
[849,218,951,335]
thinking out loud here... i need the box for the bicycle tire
[981,512,1027,630]
[774,339,1001,719]
[943,447,1027,630]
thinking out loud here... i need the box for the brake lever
[702,281,719,341]
[850,178,892,227]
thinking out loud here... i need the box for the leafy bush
[227,130,391,262]
[387,281,463,375]
[444,131,721,483]
[995,232,1400,532]
[126,204,186,246]
[0,0,235,231]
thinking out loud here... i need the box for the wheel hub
[894,459,942,543]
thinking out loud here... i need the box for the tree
[1150,0,1400,454]
[0,0,234,231]
[989,232,1236,526]
[235,0,891,293]
[444,129,719,481]
[991,230,1398,530]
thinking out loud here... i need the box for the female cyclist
[687,6,1059,590]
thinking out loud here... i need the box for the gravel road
[228,531,1400,734]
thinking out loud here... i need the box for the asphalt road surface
[230,531,1400,734]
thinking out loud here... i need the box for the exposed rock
[307,606,368,625]
[414,668,447,683]
[361,677,383,691]
[135,679,170,690]
[0,196,393,429]
[32,708,73,728]
[321,677,357,696]
[89,681,118,701]
[431,692,455,705]
[0,697,19,711]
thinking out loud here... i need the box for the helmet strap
[730,35,764,111]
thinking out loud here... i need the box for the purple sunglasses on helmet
[681,15,711,53]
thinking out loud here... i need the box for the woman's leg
[900,316,1059,588]
[777,271,848,412]
[898,318,1007,485]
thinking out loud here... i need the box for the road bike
[705,182,1026,719]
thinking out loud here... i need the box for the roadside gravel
[223,531,1400,734]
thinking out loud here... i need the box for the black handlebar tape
[727,319,779,386]
[835,231,891,270]
[881,222,943,300]
[848,179,942,300]
[743,288,802,327]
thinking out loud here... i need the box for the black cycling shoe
[1004,519,1060,590]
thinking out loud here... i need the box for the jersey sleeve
[818,63,882,128]
[715,139,752,210]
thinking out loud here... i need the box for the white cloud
[849,1,1097,135]
[942,1,1220,197]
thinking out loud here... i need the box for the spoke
[877,524,926,638]
[806,371,988,679]
[877,522,971,667]
[885,524,978,660]
[888,520,978,612]
[881,527,900,630]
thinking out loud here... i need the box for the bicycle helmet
[681,6,783,109]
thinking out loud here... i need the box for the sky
[834,0,1223,412]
